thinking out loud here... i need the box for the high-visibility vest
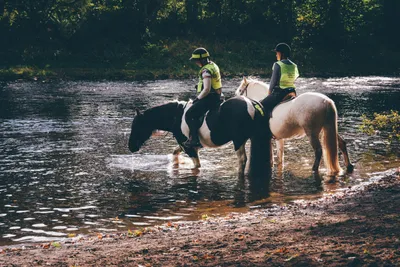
[197,62,222,93]
[275,61,299,89]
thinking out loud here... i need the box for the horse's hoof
[346,164,355,173]
[172,163,179,169]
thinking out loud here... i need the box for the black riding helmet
[189,47,210,61]
[274,43,291,57]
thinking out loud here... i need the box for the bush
[360,110,400,142]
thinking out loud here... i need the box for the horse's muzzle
[128,142,140,153]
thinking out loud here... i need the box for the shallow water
[0,77,399,245]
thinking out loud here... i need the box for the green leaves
[360,110,400,142]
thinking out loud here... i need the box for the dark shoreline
[1,66,399,83]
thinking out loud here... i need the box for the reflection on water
[0,77,399,245]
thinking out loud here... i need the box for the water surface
[0,77,399,245]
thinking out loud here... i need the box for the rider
[184,47,222,147]
[262,43,299,119]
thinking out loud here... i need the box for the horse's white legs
[191,157,201,168]
[337,134,354,172]
[173,145,201,169]
[191,147,201,168]
[275,139,284,169]
[236,144,247,176]
[172,146,182,168]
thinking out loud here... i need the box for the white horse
[235,77,354,175]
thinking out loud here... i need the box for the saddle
[282,91,296,102]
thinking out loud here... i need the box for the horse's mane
[245,77,269,88]
[140,100,189,123]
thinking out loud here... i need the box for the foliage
[0,0,399,76]
[360,110,400,142]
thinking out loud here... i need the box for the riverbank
[1,169,399,266]
[1,39,399,82]
[2,66,399,83]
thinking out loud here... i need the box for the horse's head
[235,76,250,96]
[128,108,153,152]
[235,76,269,101]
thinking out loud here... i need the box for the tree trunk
[186,0,198,31]
[0,0,4,17]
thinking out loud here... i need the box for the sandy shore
[1,170,399,267]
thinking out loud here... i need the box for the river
[0,77,399,245]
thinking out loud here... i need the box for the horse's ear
[135,108,141,116]
[243,76,247,83]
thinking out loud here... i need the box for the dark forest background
[0,0,399,80]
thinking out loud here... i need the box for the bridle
[240,83,250,96]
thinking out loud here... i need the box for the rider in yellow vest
[262,43,299,124]
[184,47,222,147]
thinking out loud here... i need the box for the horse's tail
[321,100,342,175]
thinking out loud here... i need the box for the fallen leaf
[68,233,76,238]
[275,247,288,254]
[285,254,299,261]
[134,230,143,237]
[41,243,50,249]
[203,254,215,260]
[51,242,61,248]
[127,229,133,237]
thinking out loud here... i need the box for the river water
[0,77,399,245]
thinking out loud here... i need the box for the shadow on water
[0,77,399,245]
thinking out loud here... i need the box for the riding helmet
[274,43,291,56]
[190,47,210,60]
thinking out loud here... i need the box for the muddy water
[0,77,399,245]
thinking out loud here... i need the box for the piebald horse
[128,96,270,176]
[236,77,354,176]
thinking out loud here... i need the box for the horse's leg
[172,145,182,168]
[191,148,201,168]
[236,143,247,176]
[183,146,201,168]
[275,139,284,170]
[308,133,323,173]
[337,134,354,172]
